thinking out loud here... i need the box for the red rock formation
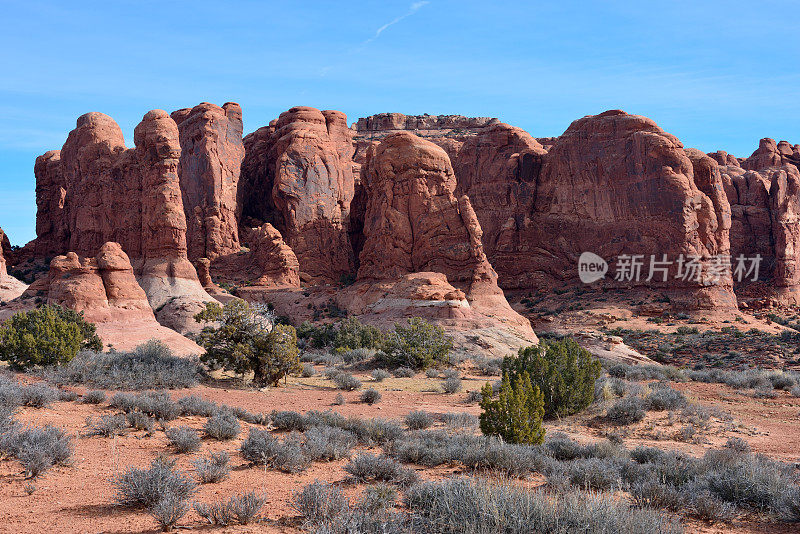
[0,228,27,302]
[721,138,800,303]
[0,227,9,279]
[211,223,300,288]
[708,150,740,167]
[32,150,68,257]
[353,113,499,166]
[452,123,546,288]
[239,106,355,282]
[352,131,536,351]
[354,113,497,132]
[25,110,214,325]
[10,242,201,354]
[133,110,212,311]
[527,110,735,309]
[743,138,800,172]
[172,102,244,261]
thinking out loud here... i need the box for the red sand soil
[1,370,799,533]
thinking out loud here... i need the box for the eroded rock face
[211,223,300,288]
[353,113,499,167]
[452,123,546,288]
[11,242,201,354]
[172,102,244,261]
[354,113,497,133]
[743,138,800,172]
[353,131,536,347]
[33,150,68,257]
[721,138,800,303]
[0,227,9,279]
[0,228,27,302]
[239,106,355,282]
[39,242,152,318]
[527,110,735,309]
[28,110,214,321]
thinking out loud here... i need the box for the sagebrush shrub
[194,490,265,525]
[177,395,217,417]
[333,372,362,391]
[360,388,382,404]
[20,383,59,408]
[271,410,311,431]
[441,412,478,429]
[194,500,233,526]
[393,367,415,378]
[240,428,310,473]
[150,489,189,531]
[406,477,682,534]
[204,411,240,440]
[82,390,106,405]
[304,426,356,461]
[193,451,230,484]
[127,411,155,432]
[344,453,419,486]
[85,414,126,437]
[607,396,648,425]
[404,410,434,430]
[293,480,349,524]
[110,391,180,421]
[230,490,266,524]
[112,457,196,509]
[0,422,73,478]
[165,426,201,453]
[372,369,391,381]
[503,337,601,419]
[441,377,462,394]
[359,483,398,512]
[647,386,687,411]
[46,341,200,390]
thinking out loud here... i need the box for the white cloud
[364,1,429,45]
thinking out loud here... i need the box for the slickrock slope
[239,107,355,282]
[719,137,800,304]
[347,131,536,355]
[9,243,200,354]
[172,102,245,261]
[527,110,736,309]
[0,228,27,302]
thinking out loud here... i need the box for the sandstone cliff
[0,227,27,302]
[718,137,800,304]
[525,110,735,309]
[239,107,355,282]
[346,131,537,356]
[25,110,215,329]
[172,102,244,261]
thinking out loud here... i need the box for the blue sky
[1,0,798,245]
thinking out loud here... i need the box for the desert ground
[2,298,800,534]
